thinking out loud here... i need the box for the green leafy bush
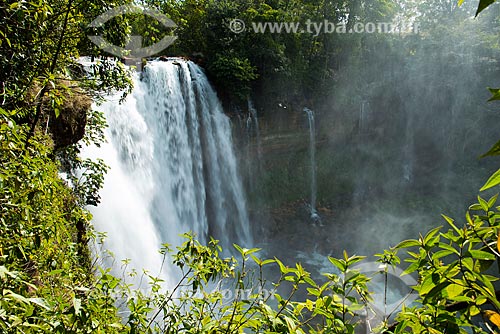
[208,54,259,101]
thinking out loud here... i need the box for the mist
[237,1,500,269]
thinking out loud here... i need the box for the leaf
[250,254,261,265]
[48,269,64,276]
[28,298,50,310]
[468,249,496,260]
[0,266,17,279]
[475,259,494,272]
[425,282,449,300]
[478,196,489,211]
[442,214,462,234]
[481,140,500,158]
[233,244,261,257]
[489,194,499,208]
[73,297,81,315]
[469,203,483,211]
[450,295,474,303]
[284,316,297,333]
[438,243,460,255]
[423,226,442,246]
[445,284,464,299]
[480,274,497,298]
[307,287,320,297]
[470,305,481,316]
[245,247,262,256]
[484,310,500,327]
[419,274,437,295]
[275,258,290,274]
[432,250,454,259]
[5,290,29,304]
[261,259,276,266]
[497,234,500,254]
[480,168,500,191]
[475,0,496,16]
[394,239,421,249]
[402,261,420,276]
[303,276,316,286]
[233,244,244,256]
[462,257,474,271]
[488,88,500,102]
[328,257,346,271]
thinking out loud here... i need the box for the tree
[0,0,133,137]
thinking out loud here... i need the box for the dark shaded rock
[26,79,92,149]
[48,89,90,149]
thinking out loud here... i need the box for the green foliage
[488,88,500,101]
[0,0,133,133]
[138,0,390,102]
[480,169,500,191]
[0,109,123,332]
[458,0,497,16]
[125,235,373,334]
[481,139,500,158]
[391,197,500,333]
[208,54,259,100]
[0,1,499,333]
[2,104,500,333]
[475,0,497,16]
[0,129,375,333]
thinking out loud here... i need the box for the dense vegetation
[1,0,500,333]
[135,0,398,104]
[227,0,500,267]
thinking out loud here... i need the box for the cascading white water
[304,108,320,222]
[247,99,262,161]
[402,111,415,183]
[244,99,263,196]
[85,59,251,286]
[359,100,369,133]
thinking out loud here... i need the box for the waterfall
[353,100,370,204]
[248,99,262,161]
[304,108,320,222]
[359,100,367,133]
[244,99,263,196]
[85,59,251,286]
[402,110,414,183]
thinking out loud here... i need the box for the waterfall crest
[86,60,251,285]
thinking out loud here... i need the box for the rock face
[48,88,90,149]
[25,79,91,149]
